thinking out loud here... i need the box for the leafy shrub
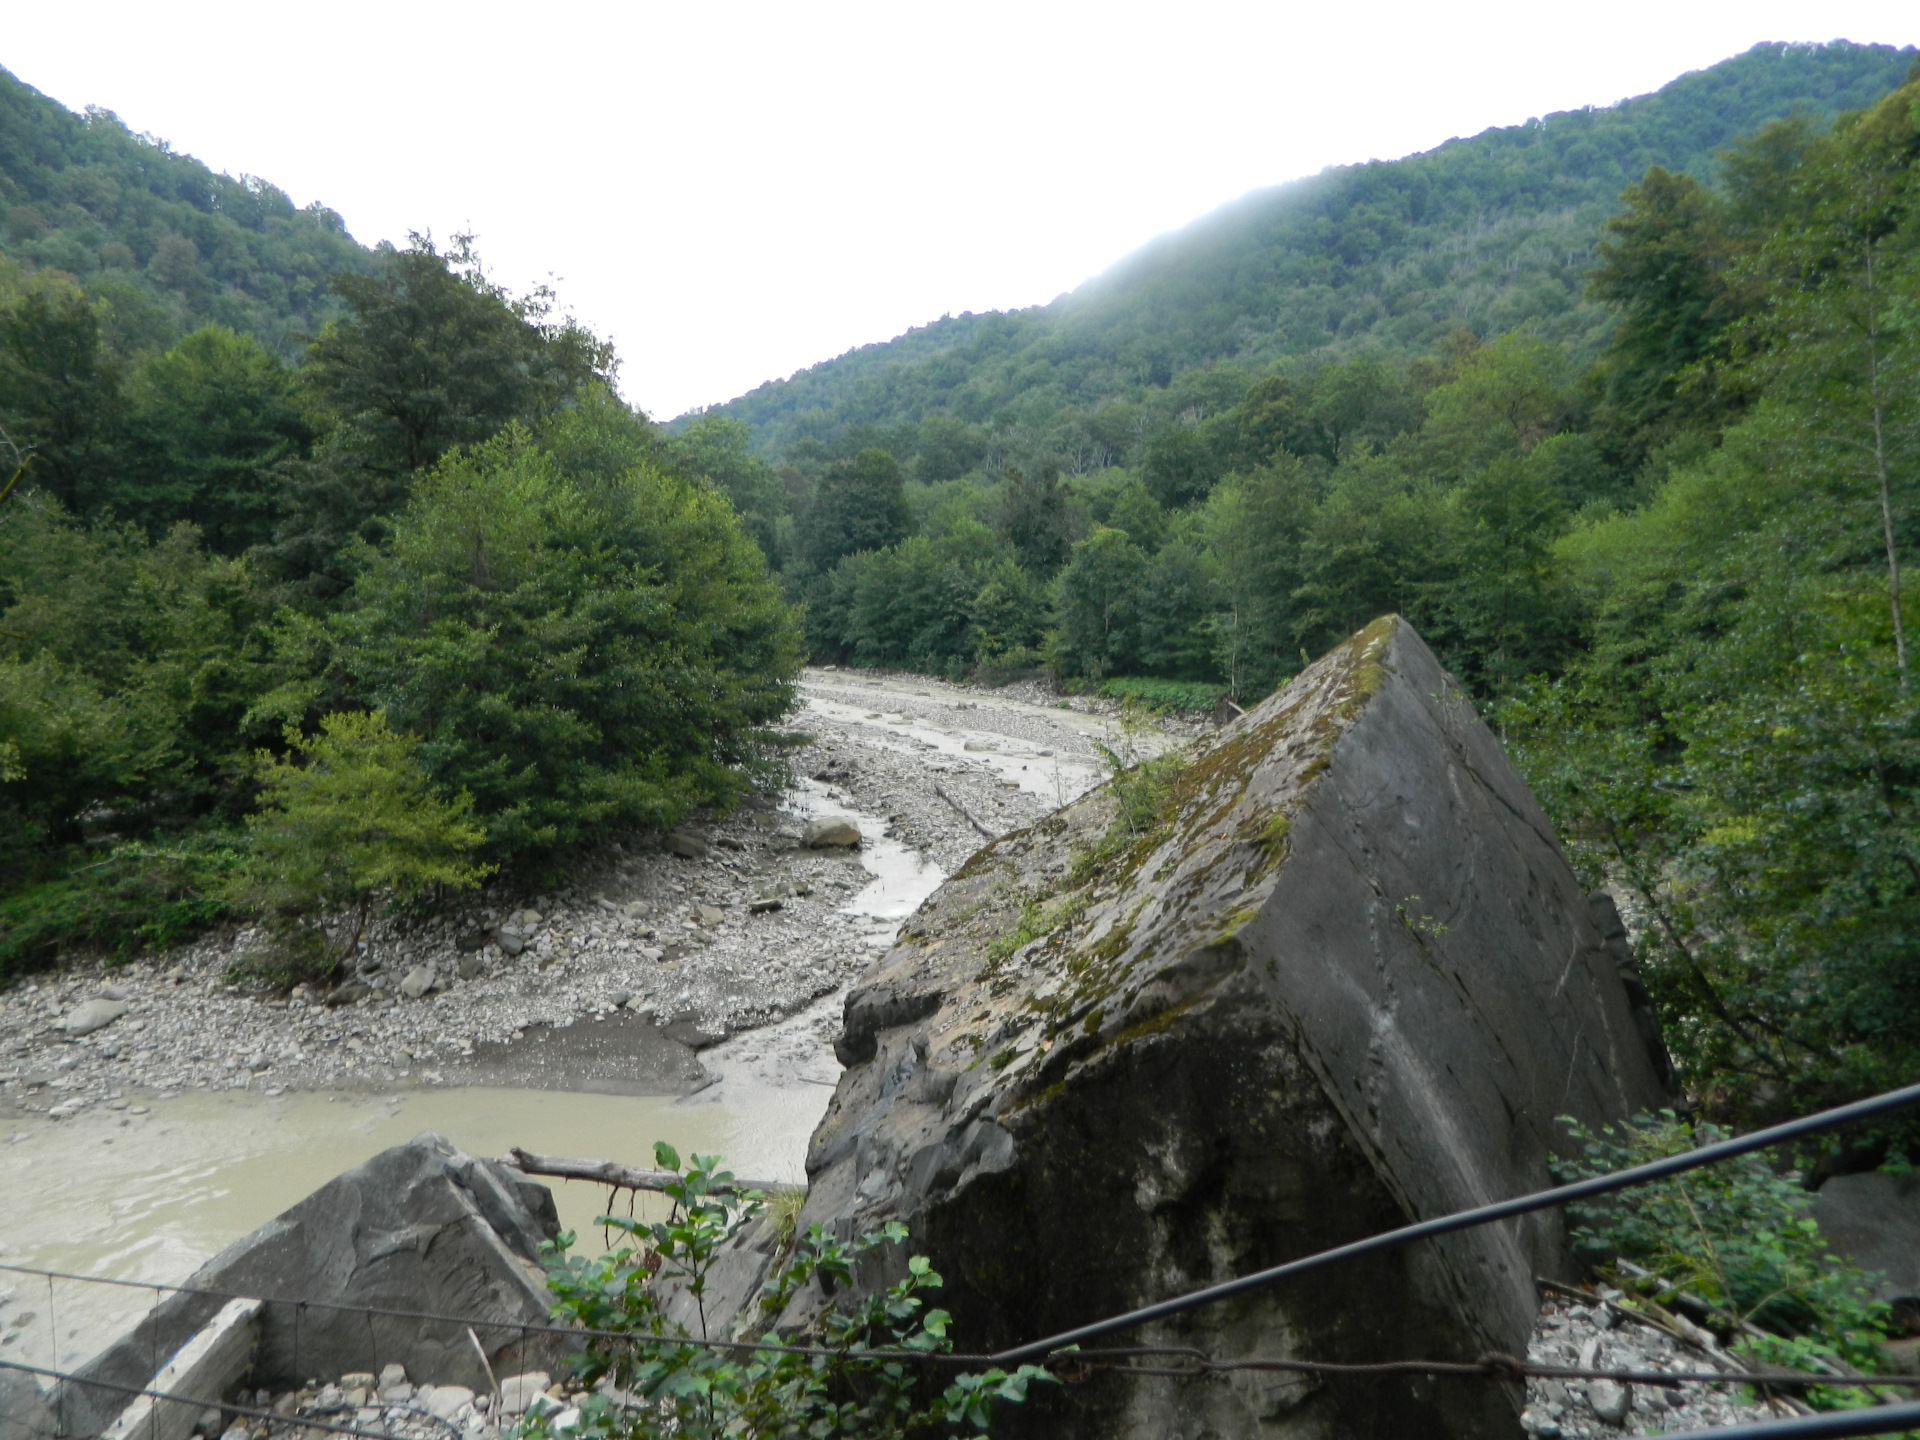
[1553,1112,1893,1403]
[1095,677,1228,712]
[0,835,242,977]
[222,710,491,982]
[1069,710,1189,885]
[534,1144,1048,1439]
[319,399,802,866]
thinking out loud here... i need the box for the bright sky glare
[5,1,1917,420]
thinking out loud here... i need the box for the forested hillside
[699,42,1913,461]
[0,65,374,356]
[651,51,1920,1139]
[1,216,802,981]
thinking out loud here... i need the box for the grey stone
[769,619,1670,1440]
[62,999,128,1036]
[398,966,435,999]
[496,927,527,957]
[55,1135,561,1438]
[664,831,709,859]
[694,905,725,927]
[802,818,861,848]
[456,954,486,982]
[1587,1379,1631,1426]
[423,1386,473,1422]
[0,1367,58,1440]
[377,1365,406,1390]
[497,1373,550,1416]
[1815,1171,1920,1300]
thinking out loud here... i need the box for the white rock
[498,1372,550,1416]
[425,1386,474,1422]
[399,966,435,999]
[64,998,128,1035]
[803,818,861,848]
[1587,1378,1631,1426]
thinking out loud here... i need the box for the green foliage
[0,100,802,974]
[0,64,373,356]
[1070,711,1189,884]
[1553,1112,1892,1402]
[0,834,241,977]
[119,325,314,553]
[267,234,615,597]
[321,399,801,865]
[533,1145,1048,1439]
[1506,72,1920,1128]
[700,43,1915,461]
[222,709,490,979]
[0,273,125,514]
[1093,677,1227,712]
[798,447,911,573]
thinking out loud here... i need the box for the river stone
[803,818,861,848]
[755,617,1671,1440]
[55,1135,562,1438]
[1587,1378,1631,1425]
[424,1386,473,1422]
[399,965,435,999]
[498,1373,550,1416]
[62,998,128,1036]
[664,830,708,858]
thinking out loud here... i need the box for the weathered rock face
[1814,1172,1920,1302]
[783,618,1672,1440]
[59,1135,560,1438]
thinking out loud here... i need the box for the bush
[320,398,803,865]
[533,1144,1049,1438]
[222,710,490,981]
[1094,676,1228,712]
[1553,1111,1893,1404]
[0,835,242,977]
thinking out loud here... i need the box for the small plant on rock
[532,1143,1050,1439]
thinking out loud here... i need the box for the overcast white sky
[5,2,1917,420]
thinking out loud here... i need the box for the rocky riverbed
[1522,1291,1788,1437]
[0,669,1145,1120]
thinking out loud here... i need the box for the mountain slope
[697,41,1917,454]
[0,65,375,355]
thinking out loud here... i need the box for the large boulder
[775,618,1671,1440]
[58,1135,561,1437]
[1814,1171,1920,1301]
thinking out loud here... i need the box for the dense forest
[657,46,1920,1135]
[695,41,1915,461]
[5,42,1920,1148]
[0,75,804,980]
[0,66,375,356]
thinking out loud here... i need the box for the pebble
[1526,1294,1782,1434]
